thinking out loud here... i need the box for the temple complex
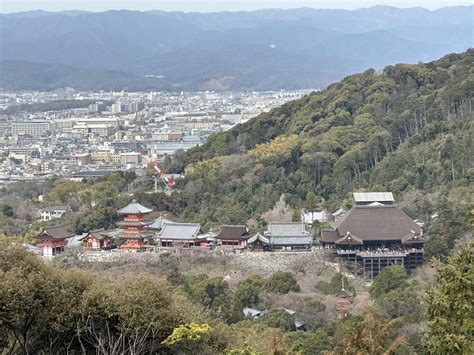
[321,192,425,280]
[116,201,153,250]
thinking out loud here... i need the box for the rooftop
[117,201,153,215]
[331,205,422,242]
[266,222,309,237]
[216,225,250,240]
[158,222,203,240]
[39,205,71,212]
[35,225,74,240]
[353,192,394,204]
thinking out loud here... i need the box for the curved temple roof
[158,222,203,240]
[117,202,153,215]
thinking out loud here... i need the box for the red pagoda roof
[116,221,151,228]
[117,232,154,240]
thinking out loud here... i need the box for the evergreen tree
[424,243,473,354]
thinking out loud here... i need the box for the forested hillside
[165,50,473,230]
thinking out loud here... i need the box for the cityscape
[0,89,311,181]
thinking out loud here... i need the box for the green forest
[0,237,472,354]
[159,50,473,230]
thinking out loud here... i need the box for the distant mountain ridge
[1,5,472,91]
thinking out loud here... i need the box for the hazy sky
[1,1,473,13]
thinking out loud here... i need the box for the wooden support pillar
[370,259,374,280]
[363,258,366,281]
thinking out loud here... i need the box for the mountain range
[0,6,472,91]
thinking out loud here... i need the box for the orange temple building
[35,225,74,259]
[79,228,113,250]
[116,201,153,250]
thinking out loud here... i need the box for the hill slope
[0,61,174,91]
[160,50,473,228]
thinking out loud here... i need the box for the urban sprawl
[0,89,311,180]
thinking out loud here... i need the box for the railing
[337,249,424,257]
[357,251,409,257]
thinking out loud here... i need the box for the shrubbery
[314,273,354,295]
[369,265,407,299]
[260,309,296,331]
[235,274,266,307]
[264,271,300,294]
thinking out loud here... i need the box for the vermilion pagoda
[116,201,153,250]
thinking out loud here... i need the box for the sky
[1,0,473,13]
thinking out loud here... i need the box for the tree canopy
[161,49,473,232]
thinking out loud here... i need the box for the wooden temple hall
[35,225,74,259]
[321,192,425,281]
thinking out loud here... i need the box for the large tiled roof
[117,232,153,240]
[116,221,151,227]
[332,205,422,242]
[271,235,313,246]
[320,229,340,243]
[35,225,74,240]
[117,202,153,215]
[216,225,250,240]
[158,222,202,240]
[266,222,310,237]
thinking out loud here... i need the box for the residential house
[302,210,332,224]
[37,205,71,221]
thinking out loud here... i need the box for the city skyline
[2,0,472,13]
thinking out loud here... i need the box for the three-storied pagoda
[116,201,153,250]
